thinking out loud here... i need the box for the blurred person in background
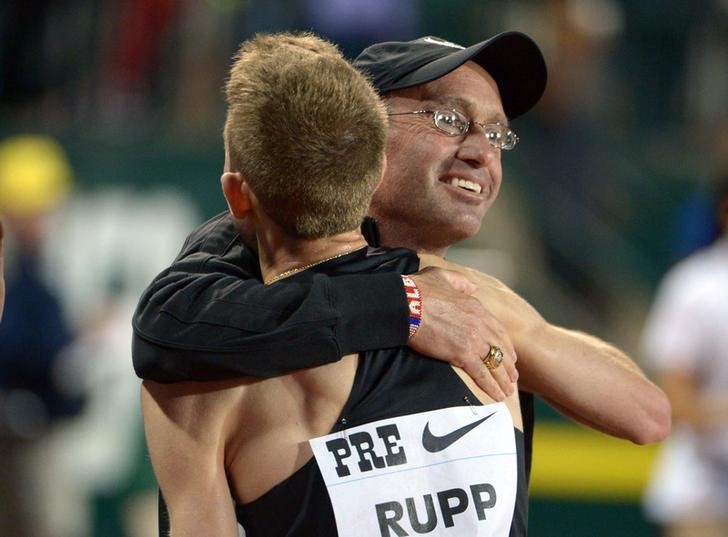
[0,133,198,537]
[1,219,4,320]
[0,134,83,536]
[641,173,728,537]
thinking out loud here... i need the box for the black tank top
[235,247,528,536]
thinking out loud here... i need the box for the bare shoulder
[418,252,542,328]
[141,378,248,439]
[418,253,511,292]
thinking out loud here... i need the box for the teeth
[448,178,482,194]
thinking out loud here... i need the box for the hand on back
[407,264,518,401]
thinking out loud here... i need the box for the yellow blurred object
[0,134,73,215]
[530,423,659,502]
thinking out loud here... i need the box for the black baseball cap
[354,32,547,120]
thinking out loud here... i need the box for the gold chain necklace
[266,249,353,284]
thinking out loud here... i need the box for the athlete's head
[222,32,387,239]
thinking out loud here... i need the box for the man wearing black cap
[356,32,546,257]
[133,29,668,444]
[143,32,529,537]
[135,30,670,533]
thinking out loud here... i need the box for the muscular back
[142,349,521,517]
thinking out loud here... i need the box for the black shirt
[237,247,527,537]
[139,215,535,536]
[132,213,410,381]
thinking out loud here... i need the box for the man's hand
[407,267,518,401]
[0,220,5,321]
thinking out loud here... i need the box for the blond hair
[224,32,387,238]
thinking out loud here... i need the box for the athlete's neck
[258,227,367,284]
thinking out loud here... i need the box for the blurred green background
[2,1,727,536]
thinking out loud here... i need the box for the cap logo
[421,36,464,50]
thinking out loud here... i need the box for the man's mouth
[447,177,483,194]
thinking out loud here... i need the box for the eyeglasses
[387,109,519,150]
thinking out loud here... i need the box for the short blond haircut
[224,32,387,238]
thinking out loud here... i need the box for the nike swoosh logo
[422,412,496,453]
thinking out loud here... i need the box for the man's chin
[448,217,483,240]
[427,221,483,253]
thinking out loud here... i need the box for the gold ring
[482,345,504,370]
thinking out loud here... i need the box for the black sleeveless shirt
[235,246,528,536]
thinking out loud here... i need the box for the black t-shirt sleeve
[131,213,409,382]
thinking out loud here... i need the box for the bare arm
[419,254,671,444]
[141,381,239,537]
[515,324,670,443]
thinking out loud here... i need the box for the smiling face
[368,61,507,255]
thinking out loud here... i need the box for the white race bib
[309,403,517,537]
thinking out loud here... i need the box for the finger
[477,316,519,383]
[496,342,519,383]
[462,357,507,401]
[485,354,517,397]
[490,350,518,386]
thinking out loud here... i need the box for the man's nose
[456,126,499,166]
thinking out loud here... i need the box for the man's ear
[220,172,252,219]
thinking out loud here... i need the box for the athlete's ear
[221,171,252,219]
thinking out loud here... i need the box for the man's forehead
[409,64,507,121]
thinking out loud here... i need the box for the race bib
[309,403,517,537]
